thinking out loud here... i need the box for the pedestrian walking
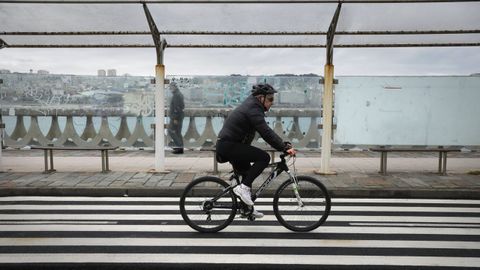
[168,82,185,154]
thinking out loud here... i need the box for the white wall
[334,76,480,146]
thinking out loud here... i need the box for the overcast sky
[1,2,479,76]
[1,47,480,77]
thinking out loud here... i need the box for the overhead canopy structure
[1,0,479,49]
[1,0,479,173]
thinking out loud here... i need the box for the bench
[369,146,461,175]
[200,146,277,174]
[30,145,119,173]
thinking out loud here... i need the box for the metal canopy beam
[0,39,8,49]
[5,43,480,48]
[326,2,341,65]
[3,1,479,4]
[143,3,167,65]
[3,30,480,36]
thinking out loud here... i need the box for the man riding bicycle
[216,83,297,218]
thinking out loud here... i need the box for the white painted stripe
[0,196,180,202]
[2,204,479,213]
[0,196,479,205]
[328,216,480,223]
[0,197,289,204]
[0,253,479,267]
[0,221,117,225]
[332,198,480,204]
[0,238,478,250]
[0,205,181,211]
[333,206,480,213]
[1,214,479,224]
[0,224,478,235]
[349,222,480,228]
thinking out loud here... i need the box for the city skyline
[1,47,480,77]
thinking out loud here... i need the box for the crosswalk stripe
[2,204,479,213]
[0,253,479,267]
[1,238,479,249]
[0,196,180,202]
[349,222,480,227]
[1,214,478,224]
[0,224,478,235]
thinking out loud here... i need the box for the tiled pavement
[1,149,479,198]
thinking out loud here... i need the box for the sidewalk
[0,149,479,199]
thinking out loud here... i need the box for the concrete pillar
[155,64,166,172]
[317,64,336,175]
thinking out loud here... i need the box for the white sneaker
[233,184,254,206]
[239,208,264,219]
[252,209,264,219]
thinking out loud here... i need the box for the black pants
[168,117,184,149]
[216,140,270,187]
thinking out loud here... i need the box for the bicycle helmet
[251,83,277,96]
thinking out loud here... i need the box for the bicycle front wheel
[273,176,331,232]
[179,176,237,233]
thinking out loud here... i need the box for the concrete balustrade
[1,108,323,149]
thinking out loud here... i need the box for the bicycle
[179,152,331,233]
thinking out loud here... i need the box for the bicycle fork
[287,170,305,208]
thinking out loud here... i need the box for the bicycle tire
[179,176,237,233]
[273,176,331,232]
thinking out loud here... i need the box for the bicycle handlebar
[280,151,296,161]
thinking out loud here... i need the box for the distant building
[0,69,11,74]
[37,70,49,75]
[107,69,117,77]
[98,69,106,77]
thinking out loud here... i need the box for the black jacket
[217,95,285,151]
[169,89,185,120]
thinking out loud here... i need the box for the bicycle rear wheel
[273,176,331,232]
[180,176,237,233]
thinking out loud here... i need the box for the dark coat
[217,95,285,151]
[169,89,184,120]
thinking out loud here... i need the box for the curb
[1,187,478,199]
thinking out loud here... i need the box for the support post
[155,64,166,172]
[144,3,168,172]
[317,64,336,175]
[315,2,341,175]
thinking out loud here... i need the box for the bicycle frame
[252,154,293,201]
[209,154,298,209]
